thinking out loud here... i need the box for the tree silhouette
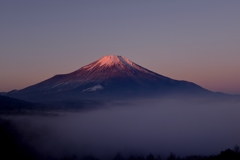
[114,153,125,160]
[146,153,154,160]
[167,153,176,160]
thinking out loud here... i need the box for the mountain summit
[86,55,131,67]
[8,55,210,101]
[82,55,150,72]
[73,55,167,81]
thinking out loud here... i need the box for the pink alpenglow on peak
[93,55,135,67]
[98,55,122,66]
[82,55,138,71]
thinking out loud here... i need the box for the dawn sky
[1,1,240,94]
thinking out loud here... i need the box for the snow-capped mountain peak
[8,55,210,101]
[81,55,150,74]
[82,55,136,69]
[98,55,122,66]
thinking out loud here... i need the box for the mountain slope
[8,55,211,101]
[0,95,37,111]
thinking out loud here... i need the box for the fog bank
[2,97,240,159]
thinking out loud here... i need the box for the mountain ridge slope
[7,55,211,101]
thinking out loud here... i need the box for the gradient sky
[0,1,240,94]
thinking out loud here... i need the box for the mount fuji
[7,55,212,102]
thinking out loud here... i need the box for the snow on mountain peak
[80,55,153,75]
[98,55,121,66]
[82,55,135,70]
[97,55,135,67]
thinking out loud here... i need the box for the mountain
[7,55,211,102]
[0,95,37,111]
